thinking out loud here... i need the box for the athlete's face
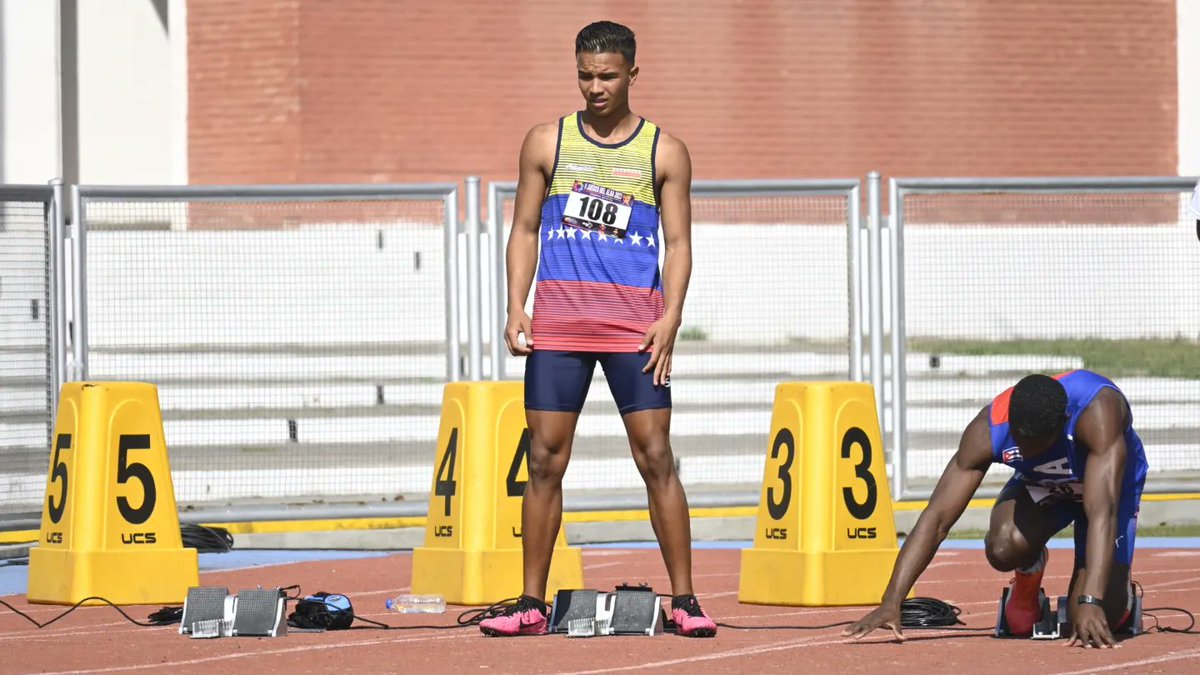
[1013,417,1067,458]
[577,51,637,117]
[1014,433,1057,458]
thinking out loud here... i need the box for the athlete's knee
[630,440,676,487]
[985,523,1033,571]
[527,454,567,486]
[526,442,569,485]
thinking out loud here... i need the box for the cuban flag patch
[1002,447,1023,464]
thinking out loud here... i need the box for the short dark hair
[576,21,636,65]
[1009,374,1068,438]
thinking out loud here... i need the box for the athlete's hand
[1066,604,1117,649]
[640,315,680,387]
[843,604,905,643]
[505,309,534,356]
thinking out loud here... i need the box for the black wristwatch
[1077,594,1104,608]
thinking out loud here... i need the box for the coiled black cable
[180,524,234,553]
[899,597,964,628]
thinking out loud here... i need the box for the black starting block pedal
[609,587,665,636]
[549,584,667,637]
[233,588,289,637]
[180,586,233,637]
[995,587,1145,640]
[549,589,600,635]
[1126,593,1145,636]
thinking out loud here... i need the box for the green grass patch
[910,338,1200,379]
[678,326,708,342]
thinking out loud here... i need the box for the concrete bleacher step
[6,338,1199,506]
[8,374,1200,419]
[3,439,1195,507]
[81,348,1105,384]
[4,398,1195,447]
[85,348,853,383]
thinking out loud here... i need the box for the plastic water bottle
[385,594,446,614]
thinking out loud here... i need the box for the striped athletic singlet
[532,112,663,352]
[988,369,1148,502]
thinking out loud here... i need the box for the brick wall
[189,0,301,184]
[189,0,1178,187]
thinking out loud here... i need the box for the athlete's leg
[985,479,1073,571]
[602,352,715,636]
[480,351,594,637]
[989,478,1077,635]
[621,406,716,637]
[521,410,579,600]
[620,407,693,594]
[521,351,595,600]
[599,352,690,593]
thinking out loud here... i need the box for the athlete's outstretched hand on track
[843,604,905,643]
[1065,604,1117,649]
[640,315,680,387]
[505,309,534,356]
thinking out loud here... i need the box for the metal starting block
[179,586,288,638]
[994,587,1144,640]
[233,588,289,637]
[549,584,667,637]
[180,586,235,638]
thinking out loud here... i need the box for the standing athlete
[845,370,1148,648]
[479,21,716,638]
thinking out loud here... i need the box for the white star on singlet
[630,233,644,246]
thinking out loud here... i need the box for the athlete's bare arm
[504,123,557,356]
[639,131,692,386]
[844,408,993,641]
[1067,388,1130,649]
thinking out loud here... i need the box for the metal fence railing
[72,184,460,515]
[888,177,1200,499]
[487,180,866,505]
[0,183,64,518]
[7,174,1198,527]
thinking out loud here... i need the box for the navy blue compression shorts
[524,350,671,415]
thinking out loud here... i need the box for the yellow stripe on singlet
[548,112,658,207]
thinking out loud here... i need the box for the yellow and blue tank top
[532,112,663,352]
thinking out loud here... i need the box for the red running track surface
[4,547,1199,674]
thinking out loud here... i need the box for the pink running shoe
[479,596,549,637]
[671,595,717,638]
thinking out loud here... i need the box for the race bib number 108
[563,181,633,238]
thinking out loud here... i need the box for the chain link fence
[487,180,864,504]
[0,185,62,518]
[10,174,1193,524]
[75,185,459,513]
[889,178,1200,498]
